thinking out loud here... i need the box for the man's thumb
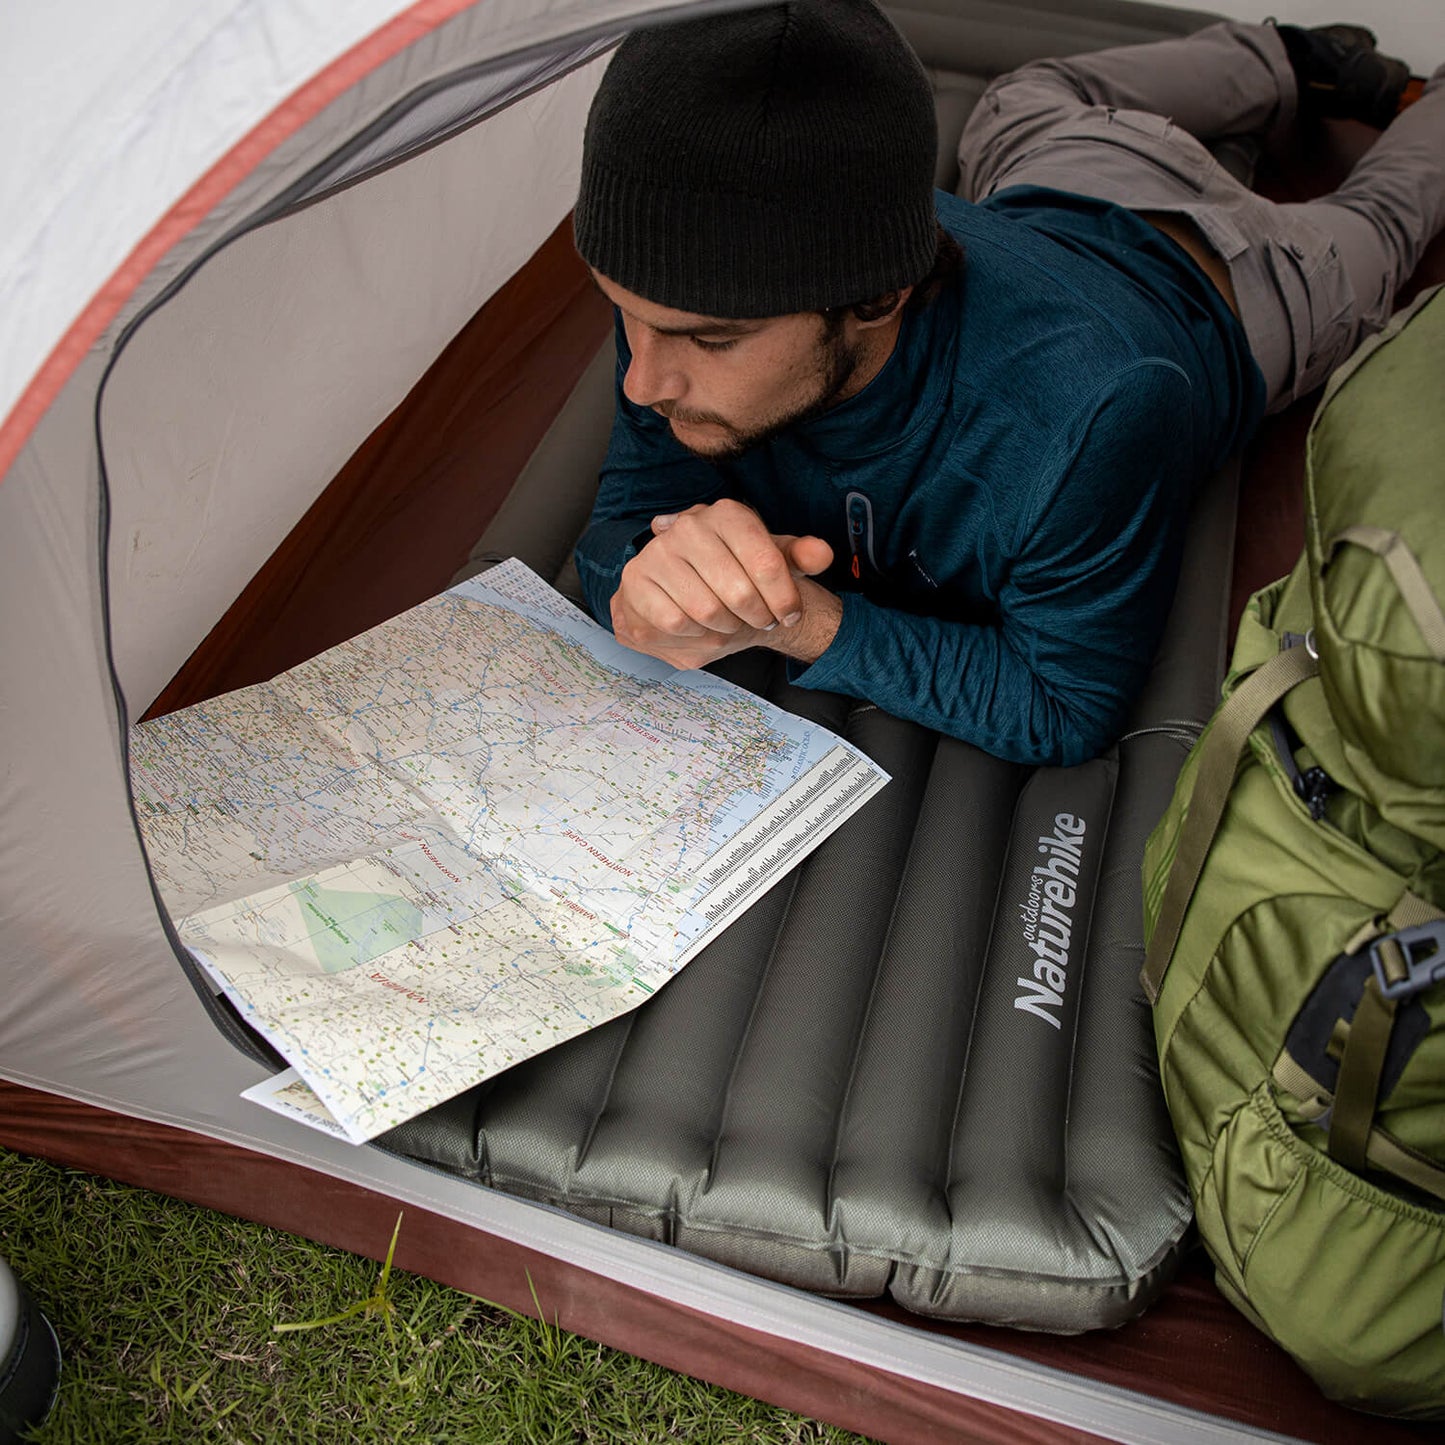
[780,534,834,576]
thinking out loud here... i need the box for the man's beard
[656,315,861,461]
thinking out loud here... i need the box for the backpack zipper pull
[1294,765,1334,821]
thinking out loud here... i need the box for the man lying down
[571,1,1445,766]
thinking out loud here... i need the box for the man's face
[591,271,864,460]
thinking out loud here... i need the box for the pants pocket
[1263,232,1356,402]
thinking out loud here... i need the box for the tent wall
[0,0,456,441]
[0,1,681,1112]
[0,0,763,1107]
[0,360,234,1108]
[0,0,753,476]
[142,217,612,718]
[102,54,608,715]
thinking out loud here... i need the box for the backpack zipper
[1274,632,1335,820]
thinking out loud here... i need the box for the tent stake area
[0,1086,1064,1444]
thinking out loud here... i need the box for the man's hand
[610,499,841,671]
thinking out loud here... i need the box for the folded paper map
[132,560,889,1142]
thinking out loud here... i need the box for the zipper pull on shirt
[845,491,877,582]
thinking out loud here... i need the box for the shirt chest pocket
[843,489,945,601]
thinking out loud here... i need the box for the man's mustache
[653,403,732,429]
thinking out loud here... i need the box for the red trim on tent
[0,0,480,482]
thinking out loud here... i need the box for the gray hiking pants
[958,21,1445,410]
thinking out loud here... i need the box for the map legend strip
[691,747,888,935]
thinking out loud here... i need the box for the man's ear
[853,286,913,328]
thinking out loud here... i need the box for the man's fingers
[620,574,712,638]
[658,507,799,630]
[612,587,743,672]
[627,501,808,633]
[701,503,806,625]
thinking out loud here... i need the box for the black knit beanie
[574,0,938,318]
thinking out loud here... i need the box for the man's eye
[690,335,739,352]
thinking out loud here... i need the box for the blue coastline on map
[453,570,845,854]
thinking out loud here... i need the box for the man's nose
[622,327,683,408]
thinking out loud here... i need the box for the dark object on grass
[0,1255,60,1444]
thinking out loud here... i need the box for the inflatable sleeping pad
[383,0,1238,1331]
[383,385,1238,1336]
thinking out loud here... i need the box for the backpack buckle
[1369,920,1445,1000]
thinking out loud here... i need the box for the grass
[1,1148,872,1445]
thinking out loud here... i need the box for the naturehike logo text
[1015,813,1087,1030]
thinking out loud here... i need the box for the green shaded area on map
[286,880,425,973]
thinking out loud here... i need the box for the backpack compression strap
[1329,892,1445,1199]
[1140,641,1320,1004]
[1328,525,1445,659]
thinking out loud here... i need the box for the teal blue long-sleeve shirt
[575,187,1264,766]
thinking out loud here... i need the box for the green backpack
[1141,284,1445,1420]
